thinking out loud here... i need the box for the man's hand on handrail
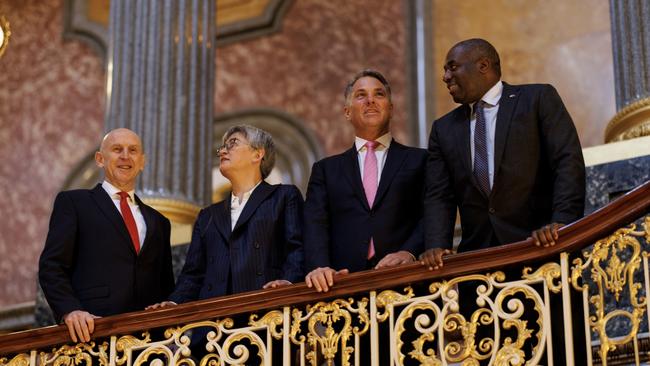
[305,267,349,292]
[375,250,416,269]
[263,279,292,289]
[145,301,177,310]
[419,248,452,270]
[62,310,100,343]
[531,223,564,247]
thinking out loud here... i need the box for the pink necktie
[118,191,141,254]
[363,141,379,259]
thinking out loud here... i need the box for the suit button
[489,207,495,214]
[207,284,212,291]
[254,242,260,249]
[256,271,262,276]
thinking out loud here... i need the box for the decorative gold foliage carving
[290,298,369,366]
[376,287,414,322]
[249,310,284,340]
[39,342,108,366]
[0,354,30,366]
[382,270,549,366]
[522,262,562,294]
[571,219,649,364]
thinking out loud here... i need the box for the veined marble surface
[0,0,105,307]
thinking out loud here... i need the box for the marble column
[606,0,650,142]
[105,0,215,222]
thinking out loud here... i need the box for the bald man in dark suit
[39,128,174,343]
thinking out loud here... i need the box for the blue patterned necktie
[473,101,491,195]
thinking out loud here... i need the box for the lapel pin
[509,94,516,98]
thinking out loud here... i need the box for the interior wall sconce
[0,15,11,58]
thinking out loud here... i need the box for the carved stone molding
[605,97,650,142]
[62,0,109,60]
[62,0,293,59]
[140,198,202,225]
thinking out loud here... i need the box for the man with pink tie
[303,69,427,292]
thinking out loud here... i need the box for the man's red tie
[118,191,141,254]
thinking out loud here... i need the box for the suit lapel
[452,105,482,190]
[342,146,370,211]
[373,140,407,207]
[135,196,155,255]
[232,181,277,232]
[493,83,519,193]
[90,184,135,253]
[211,198,232,241]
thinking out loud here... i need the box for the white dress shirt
[102,180,147,248]
[470,80,503,189]
[230,181,262,230]
[355,132,392,183]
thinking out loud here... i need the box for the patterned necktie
[473,101,491,195]
[363,141,379,259]
[118,191,141,254]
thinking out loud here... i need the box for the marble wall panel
[0,0,105,307]
[431,0,615,148]
[215,0,412,155]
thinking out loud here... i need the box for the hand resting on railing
[62,310,100,343]
[421,222,567,270]
[531,222,564,247]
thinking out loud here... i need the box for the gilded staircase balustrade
[0,180,649,365]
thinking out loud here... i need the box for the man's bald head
[95,128,146,191]
[100,128,143,153]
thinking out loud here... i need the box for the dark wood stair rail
[1,180,649,356]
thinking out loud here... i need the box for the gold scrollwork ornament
[571,222,648,363]
[0,353,30,366]
[39,342,108,366]
[376,287,415,322]
[291,298,369,366]
[249,309,284,340]
[114,332,152,366]
[522,262,562,294]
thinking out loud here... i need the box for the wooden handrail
[1,180,649,355]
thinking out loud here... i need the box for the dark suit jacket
[425,83,586,252]
[304,140,427,273]
[39,183,174,321]
[169,182,304,303]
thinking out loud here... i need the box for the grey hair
[344,69,392,105]
[222,125,276,179]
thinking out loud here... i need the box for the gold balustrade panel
[2,213,650,365]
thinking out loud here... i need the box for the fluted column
[105,0,215,223]
[606,0,650,142]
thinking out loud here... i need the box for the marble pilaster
[106,0,215,215]
[606,0,650,141]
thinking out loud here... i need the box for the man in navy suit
[39,128,174,343]
[420,38,585,269]
[304,69,427,292]
[148,125,303,307]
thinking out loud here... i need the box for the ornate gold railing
[1,180,649,365]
